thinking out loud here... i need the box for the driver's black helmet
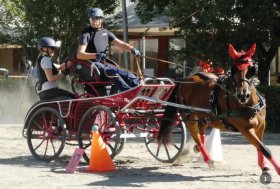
[38,37,57,50]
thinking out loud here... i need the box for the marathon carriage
[22,58,188,163]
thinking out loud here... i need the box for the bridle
[209,64,266,128]
[227,64,254,104]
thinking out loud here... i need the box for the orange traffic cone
[86,125,116,172]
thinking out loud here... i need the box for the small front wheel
[26,107,66,162]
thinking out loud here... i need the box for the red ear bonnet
[228,43,256,70]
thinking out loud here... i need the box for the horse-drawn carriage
[22,43,280,184]
[22,58,187,164]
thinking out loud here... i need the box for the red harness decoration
[198,60,224,75]
[198,60,214,73]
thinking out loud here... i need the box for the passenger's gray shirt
[38,56,59,92]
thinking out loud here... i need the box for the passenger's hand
[131,48,141,57]
[61,60,71,75]
[96,53,106,62]
[61,68,70,76]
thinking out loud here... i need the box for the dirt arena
[0,124,280,189]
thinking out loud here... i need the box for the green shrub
[258,85,280,133]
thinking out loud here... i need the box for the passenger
[36,37,75,100]
[76,7,141,92]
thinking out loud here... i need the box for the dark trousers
[93,62,139,91]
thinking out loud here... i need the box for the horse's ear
[228,44,239,59]
[246,43,256,57]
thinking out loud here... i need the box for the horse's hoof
[260,169,272,184]
[193,145,200,153]
[207,159,217,169]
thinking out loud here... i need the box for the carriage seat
[70,59,103,82]
[69,58,117,96]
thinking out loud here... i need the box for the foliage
[0,0,21,43]
[257,85,280,133]
[132,0,280,85]
[0,0,119,62]
[1,0,279,85]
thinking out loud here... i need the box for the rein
[142,55,194,70]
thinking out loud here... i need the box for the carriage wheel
[115,128,126,155]
[144,118,187,163]
[78,105,120,164]
[26,107,66,162]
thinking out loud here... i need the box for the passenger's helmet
[38,37,57,50]
[87,7,104,18]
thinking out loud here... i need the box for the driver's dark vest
[36,54,58,85]
[81,27,110,54]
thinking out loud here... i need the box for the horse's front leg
[258,142,280,176]
[255,124,270,179]
[241,128,280,183]
[249,128,280,175]
[257,150,272,184]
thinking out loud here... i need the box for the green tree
[0,0,119,62]
[132,0,280,85]
[0,0,22,43]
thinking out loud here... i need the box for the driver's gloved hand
[131,48,141,57]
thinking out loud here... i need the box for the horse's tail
[158,84,178,144]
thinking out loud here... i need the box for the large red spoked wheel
[144,117,187,163]
[78,105,121,164]
[26,107,66,162]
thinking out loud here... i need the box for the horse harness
[178,72,266,131]
[210,74,266,131]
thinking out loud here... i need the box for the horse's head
[228,43,258,104]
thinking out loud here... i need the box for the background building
[0,44,24,75]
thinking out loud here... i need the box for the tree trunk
[258,57,270,86]
[257,44,278,86]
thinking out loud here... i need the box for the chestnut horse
[158,43,280,182]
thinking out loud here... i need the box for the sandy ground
[0,124,280,189]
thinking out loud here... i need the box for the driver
[76,7,141,92]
